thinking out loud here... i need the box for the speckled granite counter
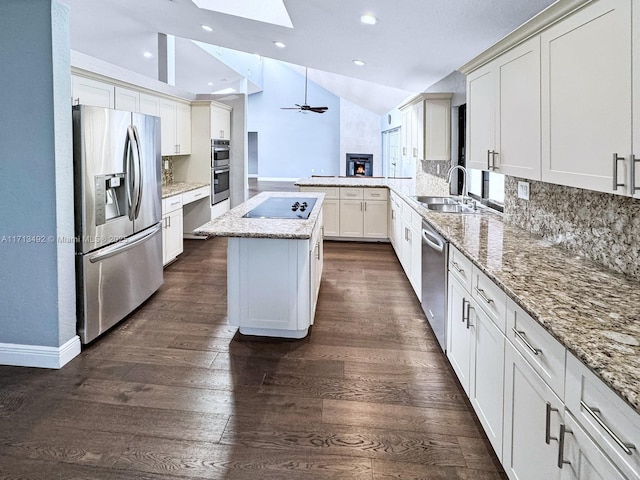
[194,192,325,239]
[162,181,209,199]
[296,176,640,413]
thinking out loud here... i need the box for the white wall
[339,98,382,176]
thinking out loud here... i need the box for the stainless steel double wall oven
[211,139,230,204]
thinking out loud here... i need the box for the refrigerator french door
[73,105,163,344]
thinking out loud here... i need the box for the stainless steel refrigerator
[72,105,163,344]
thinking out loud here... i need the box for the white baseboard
[0,335,81,369]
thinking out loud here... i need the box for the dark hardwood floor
[0,238,507,479]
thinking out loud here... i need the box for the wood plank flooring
[0,238,507,479]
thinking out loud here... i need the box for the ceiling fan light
[201,24,213,32]
[360,14,378,25]
[353,59,366,66]
[274,41,286,48]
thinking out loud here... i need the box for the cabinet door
[176,102,192,155]
[633,0,640,199]
[541,0,632,195]
[140,93,161,116]
[560,412,626,480]
[162,209,183,265]
[412,101,423,159]
[466,64,495,171]
[115,86,140,113]
[503,342,563,480]
[211,105,231,140]
[72,75,114,108]
[495,36,541,180]
[159,99,177,156]
[470,305,505,460]
[339,200,363,237]
[363,200,388,238]
[424,98,451,161]
[321,199,340,237]
[447,277,472,394]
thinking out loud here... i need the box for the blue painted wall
[0,0,76,347]
[248,59,340,178]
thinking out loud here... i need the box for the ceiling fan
[281,67,328,114]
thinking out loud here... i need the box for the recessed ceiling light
[360,14,378,25]
[353,59,366,66]
[201,24,213,32]
[143,51,153,58]
[207,82,214,86]
[274,41,286,48]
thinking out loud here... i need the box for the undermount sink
[427,203,477,214]
[414,196,459,205]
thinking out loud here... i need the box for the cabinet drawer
[299,186,340,200]
[449,245,473,292]
[182,186,209,205]
[506,298,566,398]
[163,195,183,214]
[363,188,388,201]
[340,187,363,199]
[566,353,640,480]
[471,266,507,332]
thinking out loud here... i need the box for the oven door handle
[213,169,230,174]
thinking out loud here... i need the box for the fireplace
[346,153,373,176]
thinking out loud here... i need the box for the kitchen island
[194,192,324,339]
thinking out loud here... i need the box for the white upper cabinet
[466,37,541,180]
[139,93,161,117]
[400,94,452,167]
[541,0,632,195]
[159,98,191,156]
[114,86,140,113]
[71,75,114,109]
[210,104,231,140]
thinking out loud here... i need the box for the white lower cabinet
[447,259,505,458]
[339,199,365,237]
[560,411,627,480]
[503,341,564,480]
[469,303,505,459]
[162,195,183,266]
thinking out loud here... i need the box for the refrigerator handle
[88,223,161,263]
[124,129,135,221]
[126,126,141,220]
[131,125,143,219]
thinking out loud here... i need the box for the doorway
[382,127,401,178]
[248,131,258,178]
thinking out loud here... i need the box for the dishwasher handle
[422,228,444,253]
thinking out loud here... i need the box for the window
[468,169,504,212]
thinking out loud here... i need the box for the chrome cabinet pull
[613,153,625,190]
[487,150,491,170]
[631,154,639,193]
[557,424,572,468]
[545,402,559,444]
[512,328,541,356]
[451,261,464,274]
[461,298,468,324]
[580,401,636,455]
[465,303,473,329]
[474,287,494,305]
[491,151,498,171]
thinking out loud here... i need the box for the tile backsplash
[162,156,174,185]
[503,177,640,280]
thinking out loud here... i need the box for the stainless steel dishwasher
[421,220,449,352]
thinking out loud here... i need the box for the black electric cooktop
[243,197,317,219]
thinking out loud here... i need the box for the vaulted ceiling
[63,0,558,114]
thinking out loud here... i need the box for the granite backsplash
[503,176,640,281]
[161,156,174,185]
[416,159,450,196]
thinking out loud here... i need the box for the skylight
[191,0,293,28]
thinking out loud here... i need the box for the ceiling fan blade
[309,107,328,113]
[280,107,301,110]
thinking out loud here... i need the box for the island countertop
[297,176,640,414]
[194,191,325,240]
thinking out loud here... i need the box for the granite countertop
[194,191,325,240]
[297,176,640,414]
[162,181,209,199]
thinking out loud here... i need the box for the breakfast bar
[194,192,325,338]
